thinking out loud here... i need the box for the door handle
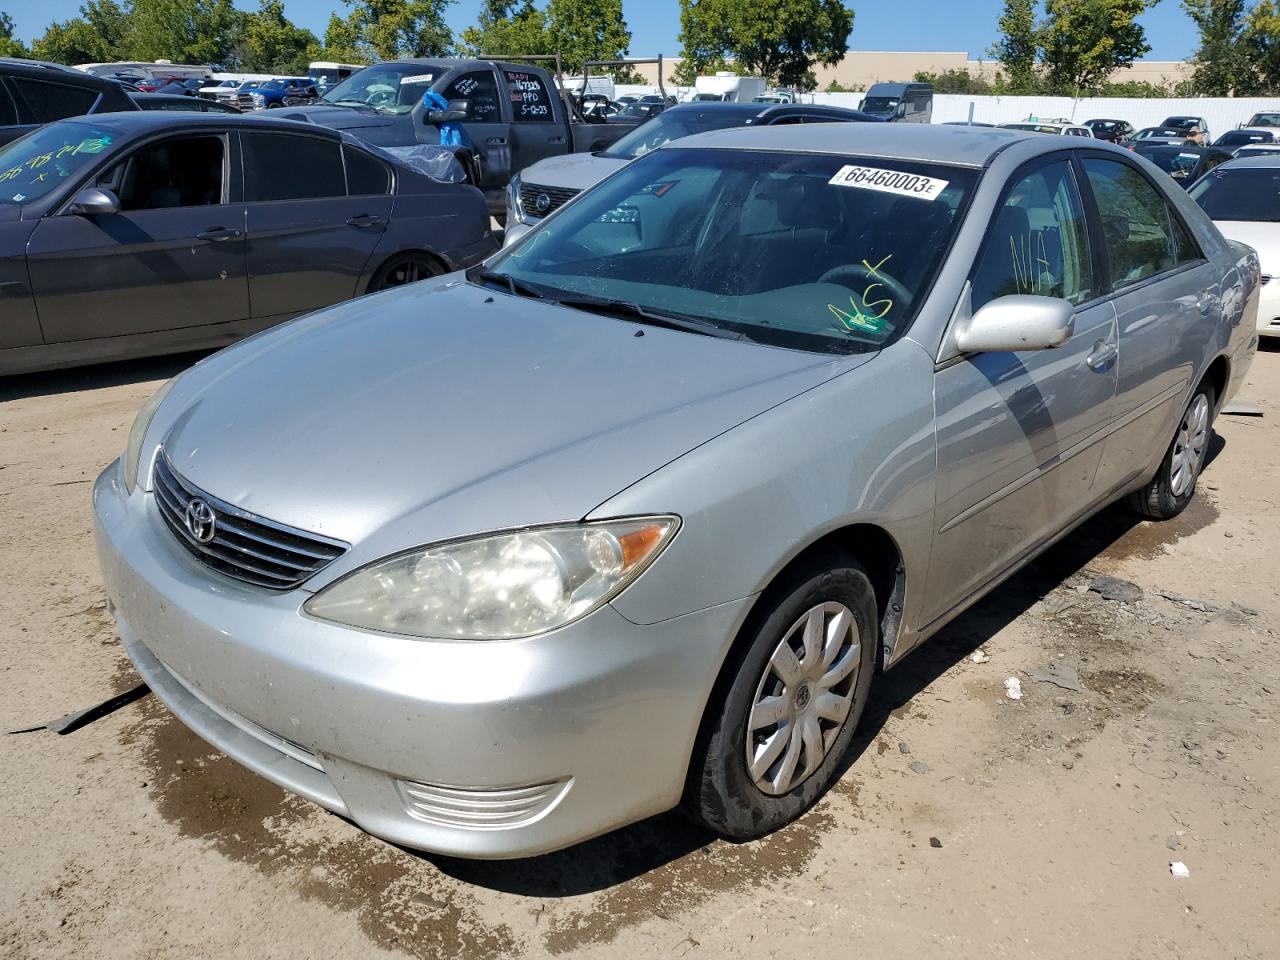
[548,136,566,144]
[1197,292,1219,316]
[1086,340,1118,370]
[196,227,242,242]
[486,136,506,144]
[346,214,383,228]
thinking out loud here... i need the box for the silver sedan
[94,124,1259,859]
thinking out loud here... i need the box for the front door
[925,157,1119,625]
[241,131,391,318]
[26,132,250,343]
[434,69,508,191]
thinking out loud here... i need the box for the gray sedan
[0,112,496,375]
[94,124,1258,859]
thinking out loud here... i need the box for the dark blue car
[0,112,497,374]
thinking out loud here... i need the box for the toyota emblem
[184,498,217,544]
[535,193,552,214]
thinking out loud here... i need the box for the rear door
[241,130,392,318]
[926,156,1118,623]
[26,131,250,343]
[1078,154,1222,490]
[503,68,565,176]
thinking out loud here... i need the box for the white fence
[614,83,1280,135]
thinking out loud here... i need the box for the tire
[687,554,877,841]
[1126,383,1215,520]
[367,253,444,293]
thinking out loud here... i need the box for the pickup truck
[279,58,633,218]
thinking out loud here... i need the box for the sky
[4,0,1202,61]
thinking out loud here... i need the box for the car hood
[520,152,629,192]
[157,278,858,579]
[278,103,401,132]
[1214,221,1280,272]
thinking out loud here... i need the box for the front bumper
[93,463,750,858]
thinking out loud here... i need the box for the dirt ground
[1,346,1277,960]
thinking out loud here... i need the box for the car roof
[1217,154,1280,169]
[48,110,342,139]
[0,59,122,90]
[670,122,1046,168]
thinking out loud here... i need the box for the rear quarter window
[8,78,99,123]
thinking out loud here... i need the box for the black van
[0,59,138,146]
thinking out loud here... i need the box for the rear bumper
[94,463,749,858]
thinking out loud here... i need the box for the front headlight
[506,173,527,223]
[250,92,265,107]
[122,377,177,494]
[303,516,679,640]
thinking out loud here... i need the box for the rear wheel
[368,253,443,293]
[687,555,876,840]
[1127,384,1215,519]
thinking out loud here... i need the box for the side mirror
[66,187,120,217]
[896,102,907,118]
[956,295,1075,353]
[427,98,469,123]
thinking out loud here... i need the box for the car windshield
[1134,127,1183,140]
[618,102,656,118]
[1215,130,1272,147]
[0,121,117,205]
[1164,117,1197,130]
[602,108,758,159]
[263,78,289,89]
[861,97,898,114]
[1250,113,1280,127]
[1190,167,1280,221]
[1140,148,1204,180]
[322,63,437,113]
[483,147,975,354]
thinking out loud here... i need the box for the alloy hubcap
[745,601,861,796]
[1170,393,1210,498]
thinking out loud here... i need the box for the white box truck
[691,72,767,103]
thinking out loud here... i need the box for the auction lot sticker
[828,165,949,201]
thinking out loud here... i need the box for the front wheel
[687,555,877,840]
[1127,384,1215,519]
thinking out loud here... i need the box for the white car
[1190,155,1280,338]
[999,119,1094,138]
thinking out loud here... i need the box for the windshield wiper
[471,269,547,299]
[553,295,745,340]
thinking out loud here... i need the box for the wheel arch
[1201,352,1230,414]
[681,521,906,800]
[361,247,452,295]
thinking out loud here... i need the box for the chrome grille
[519,181,580,219]
[152,452,347,590]
[396,778,571,829]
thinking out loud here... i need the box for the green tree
[913,67,995,94]
[320,10,366,62]
[676,0,853,90]
[1098,78,1174,95]
[0,11,30,57]
[990,0,1040,93]
[129,0,245,66]
[1242,0,1280,92]
[32,0,131,64]
[239,0,318,72]
[337,0,454,60]
[460,0,553,58]
[547,0,630,73]
[1039,0,1154,95]
[1183,0,1253,94]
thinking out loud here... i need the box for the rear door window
[243,132,345,201]
[504,70,555,123]
[8,78,99,123]
[344,145,391,196]
[1082,158,1182,288]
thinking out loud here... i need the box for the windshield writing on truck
[322,64,436,114]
